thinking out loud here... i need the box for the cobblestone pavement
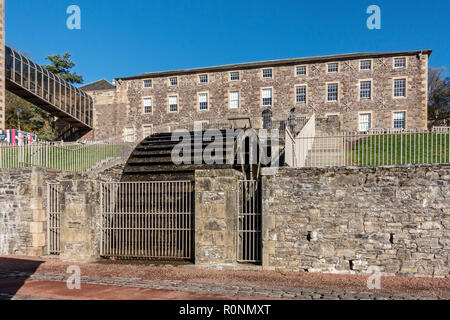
[0,271,442,300]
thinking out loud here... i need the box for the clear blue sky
[6,0,449,85]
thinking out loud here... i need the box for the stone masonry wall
[0,168,59,256]
[261,166,450,278]
[90,51,429,140]
[195,169,243,265]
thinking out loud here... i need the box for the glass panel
[22,60,29,89]
[5,48,13,80]
[30,66,36,92]
[43,73,49,100]
[14,57,21,84]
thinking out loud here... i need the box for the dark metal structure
[5,46,93,140]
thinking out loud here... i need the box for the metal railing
[294,129,450,168]
[100,181,194,260]
[0,135,135,173]
[237,180,262,264]
[47,183,61,255]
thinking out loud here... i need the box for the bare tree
[428,67,450,127]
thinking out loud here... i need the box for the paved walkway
[0,271,441,300]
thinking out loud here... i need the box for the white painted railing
[295,129,450,168]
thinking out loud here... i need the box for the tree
[5,92,56,140]
[428,67,450,127]
[43,52,84,84]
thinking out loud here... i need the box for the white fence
[290,129,450,168]
[0,135,136,172]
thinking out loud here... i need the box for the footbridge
[4,46,93,140]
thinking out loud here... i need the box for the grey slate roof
[116,50,432,81]
[79,79,115,91]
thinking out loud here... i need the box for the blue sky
[6,0,449,85]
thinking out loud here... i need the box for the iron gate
[47,183,61,255]
[237,180,262,263]
[100,181,194,259]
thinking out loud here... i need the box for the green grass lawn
[347,132,450,166]
[0,144,122,171]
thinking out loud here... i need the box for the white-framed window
[327,83,338,102]
[143,97,152,114]
[394,79,406,97]
[124,127,135,142]
[360,60,371,70]
[360,81,372,99]
[229,91,239,109]
[262,88,272,106]
[169,95,178,112]
[359,113,371,132]
[394,57,406,68]
[142,125,153,138]
[169,77,178,86]
[230,71,240,81]
[199,74,208,83]
[198,93,208,110]
[296,66,307,76]
[262,68,272,79]
[327,63,338,73]
[295,85,306,104]
[143,79,152,88]
[393,112,406,129]
[194,120,209,131]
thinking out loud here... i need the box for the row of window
[142,58,408,89]
[143,71,241,89]
[359,111,406,131]
[142,78,407,113]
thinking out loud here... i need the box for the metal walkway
[4,46,93,138]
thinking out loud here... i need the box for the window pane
[169,96,178,112]
[360,81,371,99]
[262,88,272,106]
[199,93,208,110]
[229,91,239,109]
[327,84,338,101]
[262,69,272,78]
[296,66,306,76]
[394,79,406,97]
[359,113,371,131]
[143,79,152,88]
[360,60,371,70]
[296,86,306,104]
[169,77,177,86]
[230,72,239,81]
[393,112,406,128]
[394,58,406,68]
[328,63,338,73]
[143,98,152,113]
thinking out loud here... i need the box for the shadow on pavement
[0,257,44,300]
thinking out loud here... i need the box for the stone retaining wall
[261,165,450,278]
